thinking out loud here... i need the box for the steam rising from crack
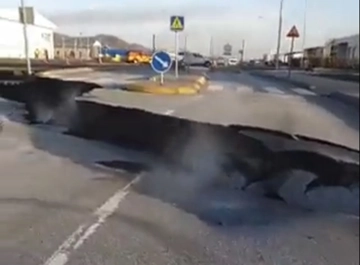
[139,125,230,207]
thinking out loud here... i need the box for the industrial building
[323,34,359,61]
[0,7,56,59]
[302,34,359,68]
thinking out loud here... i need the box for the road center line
[43,175,142,265]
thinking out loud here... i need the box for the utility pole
[61,36,65,58]
[87,36,90,59]
[301,0,308,68]
[20,0,31,75]
[240,39,245,63]
[184,35,188,52]
[79,32,83,59]
[209,36,214,57]
[275,0,284,70]
[152,34,156,53]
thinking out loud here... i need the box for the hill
[54,33,150,52]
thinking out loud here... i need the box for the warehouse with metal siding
[323,34,359,60]
[0,7,57,59]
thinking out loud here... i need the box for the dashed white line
[262,86,286,95]
[236,85,254,93]
[43,175,142,265]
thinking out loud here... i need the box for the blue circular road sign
[151,51,172,74]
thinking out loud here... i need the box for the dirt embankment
[0,77,359,197]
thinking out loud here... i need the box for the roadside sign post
[223,43,232,57]
[170,16,185,78]
[286,25,300,78]
[150,51,173,85]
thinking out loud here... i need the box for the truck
[126,51,152,64]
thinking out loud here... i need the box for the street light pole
[241,39,245,63]
[275,0,284,70]
[301,0,308,68]
[20,0,31,75]
[209,36,214,57]
[184,34,188,52]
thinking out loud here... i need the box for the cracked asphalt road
[0,68,359,265]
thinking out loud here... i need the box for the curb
[37,67,93,78]
[128,75,208,95]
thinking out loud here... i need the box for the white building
[323,34,359,61]
[0,7,57,59]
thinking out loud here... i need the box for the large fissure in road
[1,77,359,215]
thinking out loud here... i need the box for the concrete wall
[304,47,324,58]
[54,47,91,59]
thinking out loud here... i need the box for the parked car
[227,58,239,66]
[216,58,226,66]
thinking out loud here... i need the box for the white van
[227,58,239,66]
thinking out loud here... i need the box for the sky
[1,0,359,58]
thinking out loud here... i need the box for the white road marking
[207,84,223,91]
[293,88,317,96]
[236,85,254,93]
[0,80,22,85]
[164,110,175,115]
[43,175,142,265]
[163,95,202,116]
[262,86,286,95]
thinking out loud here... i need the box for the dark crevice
[0,78,359,203]
[96,160,149,174]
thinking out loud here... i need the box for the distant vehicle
[227,58,239,66]
[168,52,183,62]
[179,52,212,68]
[217,58,226,66]
[127,51,151,64]
[100,48,128,61]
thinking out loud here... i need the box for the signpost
[286,25,300,77]
[170,16,185,78]
[223,43,232,56]
[150,51,172,85]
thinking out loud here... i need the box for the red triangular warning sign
[287,25,300,38]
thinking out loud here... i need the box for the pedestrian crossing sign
[170,16,184,32]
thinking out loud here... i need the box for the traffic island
[124,75,208,95]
